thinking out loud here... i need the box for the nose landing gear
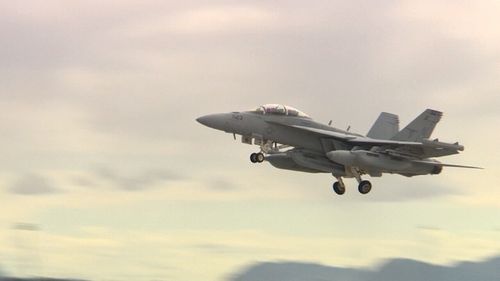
[250,152,265,163]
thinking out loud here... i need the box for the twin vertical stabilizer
[367,109,442,142]
[367,112,399,140]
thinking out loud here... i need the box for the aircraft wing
[290,125,358,141]
[348,137,423,147]
[288,125,463,158]
[291,125,422,146]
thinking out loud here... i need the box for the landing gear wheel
[256,153,265,163]
[333,182,345,195]
[250,153,257,163]
[358,180,372,194]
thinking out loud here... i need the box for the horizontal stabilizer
[367,112,399,140]
[435,163,483,169]
[413,160,483,169]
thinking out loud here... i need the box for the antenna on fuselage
[233,133,236,140]
[328,120,332,126]
[346,125,351,132]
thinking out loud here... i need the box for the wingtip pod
[422,138,464,151]
[453,142,464,151]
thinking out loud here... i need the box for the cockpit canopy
[250,104,310,118]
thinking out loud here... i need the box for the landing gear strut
[250,152,265,163]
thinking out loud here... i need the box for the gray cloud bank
[230,255,500,281]
[72,167,182,191]
[0,1,498,199]
[7,174,60,195]
[1,1,498,141]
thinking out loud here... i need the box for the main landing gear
[332,179,372,195]
[332,168,372,195]
[250,152,265,163]
[357,180,372,194]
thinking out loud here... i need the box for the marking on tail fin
[392,109,442,142]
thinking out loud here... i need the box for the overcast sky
[0,1,499,281]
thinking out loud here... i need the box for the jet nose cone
[196,115,210,126]
[196,113,232,131]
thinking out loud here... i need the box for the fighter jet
[197,104,481,195]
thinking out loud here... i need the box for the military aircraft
[197,104,481,195]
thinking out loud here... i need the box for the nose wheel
[250,152,265,163]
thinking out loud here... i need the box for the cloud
[7,174,60,195]
[193,243,236,254]
[1,0,497,144]
[93,167,182,191]
[416,225,442,232]
[72,176,96,188]
[208,178,238,191]
[131,5,279,35]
